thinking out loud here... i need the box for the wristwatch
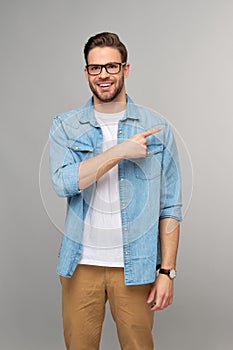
[159,268,177,280]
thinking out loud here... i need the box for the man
[49,32,182,350]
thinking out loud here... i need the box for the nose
[99,66,109,79]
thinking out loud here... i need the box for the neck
[94,101,126,114]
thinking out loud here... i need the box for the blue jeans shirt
[49,96,182,285]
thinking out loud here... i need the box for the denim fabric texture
[49,96,182,285]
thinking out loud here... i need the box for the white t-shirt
[79,110,125,267]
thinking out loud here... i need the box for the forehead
[87,47,122,64]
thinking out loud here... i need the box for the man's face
[84,47,129,104]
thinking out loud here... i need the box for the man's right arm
[49,115,161,197]
[78,128,161,190]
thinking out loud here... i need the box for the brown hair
[84,32,128,64]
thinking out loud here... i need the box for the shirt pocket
[134,145,163,180]
[67,140,94,161]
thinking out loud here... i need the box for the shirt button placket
[118,125,129,261]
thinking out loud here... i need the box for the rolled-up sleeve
[49,116,81,197]
[159,124,182,221]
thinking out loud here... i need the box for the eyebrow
[87,62,121,66]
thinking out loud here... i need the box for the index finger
[141,127,162,137]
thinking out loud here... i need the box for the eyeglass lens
[87,63,124,75]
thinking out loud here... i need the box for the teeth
[99,83,111,87]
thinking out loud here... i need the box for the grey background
[1,0,232,349]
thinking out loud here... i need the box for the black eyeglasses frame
[86,62,127,76]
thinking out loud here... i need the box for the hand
[120,127,161,159]
[147,274,174,311]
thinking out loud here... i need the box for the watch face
[169,269,176,279]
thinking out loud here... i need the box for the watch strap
[159,268,170,276]
[159,268,176,279]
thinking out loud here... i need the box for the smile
[99,83,110,87]
[97,82,113,87]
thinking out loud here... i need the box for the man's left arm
[147,218,180,311]
[147,123,182,311]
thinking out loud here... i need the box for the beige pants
[60,265,154,350]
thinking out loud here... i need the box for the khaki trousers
[60,265,154,350]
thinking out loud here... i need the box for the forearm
[78,143,124,190]
[159,218,180,269]
[78,127,161,190]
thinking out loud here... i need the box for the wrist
[159,267,177,280]
[114,142,127,160]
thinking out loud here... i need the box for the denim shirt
[49,95,182,285]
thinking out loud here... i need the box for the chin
[96,93,116,103]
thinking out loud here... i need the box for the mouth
[97,82,114,91]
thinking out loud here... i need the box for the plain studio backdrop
[1,0,232,349]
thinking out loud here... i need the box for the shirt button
[120,178,124,182]
[147,150,150,155]
[119,129,123,134]
[125,251,128,255]
[124,227,128,231]
[75,146,79,150]
[122,202,126,207]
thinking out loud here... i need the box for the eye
[107,63,118,70]
[89,65,100,72]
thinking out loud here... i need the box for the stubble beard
[89,75,125,103]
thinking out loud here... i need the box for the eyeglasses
[86,62,126,76]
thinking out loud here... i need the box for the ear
[123,63,130,78]
[84,66,89,81]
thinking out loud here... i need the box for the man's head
[84,32,130,105]
[84,32,128,65]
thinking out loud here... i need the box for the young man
[49,32,182,350]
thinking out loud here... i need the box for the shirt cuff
[62,163,81,197]
[160,206,183,222]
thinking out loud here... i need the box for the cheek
[116,73,124,84]
[87,77,95,86]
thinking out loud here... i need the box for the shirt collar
[79,94,140,126]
